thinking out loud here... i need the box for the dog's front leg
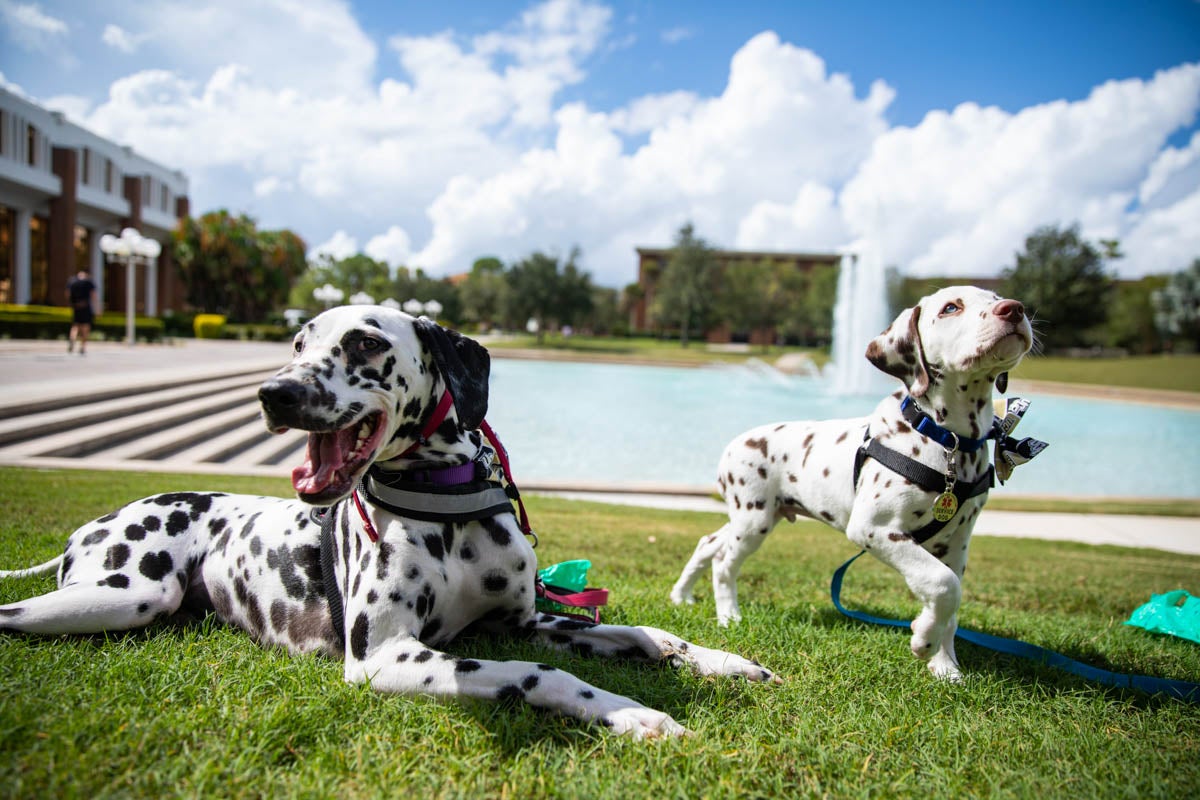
[847,506,963,679]
[528,613,781,683]
[923,527,974,681]
[345,636,689,739]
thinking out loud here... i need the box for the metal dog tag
[932,491,959,522]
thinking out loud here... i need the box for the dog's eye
[939,302,961,316]
[359,336,384,352]
[292,339,303,354]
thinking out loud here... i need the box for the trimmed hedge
[193,313,227,339]
[222,323,292,342]
[0,304,163,341]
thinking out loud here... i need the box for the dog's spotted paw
[668,588,694,605]
[927,654,963,682]
[685,645,782,684]
[604,706,690,740]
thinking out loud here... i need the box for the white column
[89,231,105,313]
[145,256,158,316]
[13,207,32,305]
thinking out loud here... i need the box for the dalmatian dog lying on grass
[670,286,1034,681]
[0,306,778,740]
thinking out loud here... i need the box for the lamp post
[313,283,344,309]
[402,298,424,316]
[423,299,443,320]
[348,291,375,305]
[98,227,161,346]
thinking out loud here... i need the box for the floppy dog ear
[864,304,932,397]
[413,318,491,430]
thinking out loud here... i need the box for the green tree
[505,248,595,343]
[783,263,839,346]
[173,210,307,322]
[1001,223,1115,350]
[289,253,391,311]
[1152,258,1200,352]
[582,286,620,335]
[715,259,794,351]
[652,222,717,347]
[1105,276,1167,354]
[459,257,510,330]
[402,267,463,325]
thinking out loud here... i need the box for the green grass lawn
[1011,353,1200,394]
[1,467,1198,799]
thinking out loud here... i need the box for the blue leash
[831,551,1200,704]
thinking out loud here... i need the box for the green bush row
[0,305,293,343]
[221,323,293,342]
[0,304,164,341]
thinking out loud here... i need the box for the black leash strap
[317,505,346,647]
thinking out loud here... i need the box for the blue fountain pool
[483,358,1200,499]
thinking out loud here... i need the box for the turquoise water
[484,359,1200,499]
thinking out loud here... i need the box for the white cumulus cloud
[27,0,1200,286]
[0,0,66,50]
[310,230,358,262]
[365,226,414,268]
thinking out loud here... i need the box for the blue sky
[2,0,1199,285]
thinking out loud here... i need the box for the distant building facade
[632,246,842,342]
[0,87,189,314]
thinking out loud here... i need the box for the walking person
[67,270,97,355]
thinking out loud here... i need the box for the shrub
[0,304,162,341]
[193,313,227,339]
[222,323,292,342]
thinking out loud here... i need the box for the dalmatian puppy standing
[0,306,779,740]
[670,286,1034,681]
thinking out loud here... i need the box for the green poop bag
[537,559,591,592]
[1125,590,1200,644]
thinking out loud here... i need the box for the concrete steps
[0,366,300,478]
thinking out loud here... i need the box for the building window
[26,124,38,168]
[105,159,114,193]
[82,148,92,186]
[0,110,7,159]
[0,205,12,303]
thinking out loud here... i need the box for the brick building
[0,88,189,315]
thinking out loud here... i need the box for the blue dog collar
[900,395,994,453]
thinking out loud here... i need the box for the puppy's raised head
[258,306,490,505]
[865,285,1033,397]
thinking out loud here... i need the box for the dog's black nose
[259,379,304,411]
[993,300,1025,323]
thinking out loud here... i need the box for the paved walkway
[2,339,1198,556]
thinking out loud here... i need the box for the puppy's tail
[0,556,62,580]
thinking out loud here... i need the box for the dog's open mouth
[291,411,387,504]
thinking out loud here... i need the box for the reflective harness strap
[362,474,515,524]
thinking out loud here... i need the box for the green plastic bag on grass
[537,559,591,593]
[1125,590,1200,644]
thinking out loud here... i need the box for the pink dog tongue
[291,430,349,495]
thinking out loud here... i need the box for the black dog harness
[316,390,538,647]
[316,455,525,646]
[852,396,998,544]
